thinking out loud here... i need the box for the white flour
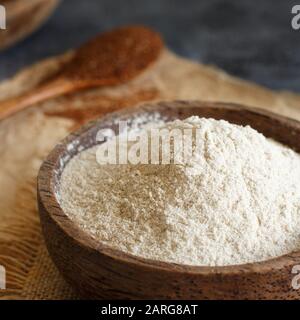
[59,116,300,266]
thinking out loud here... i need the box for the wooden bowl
[0,0,60,51]
[37,101,300,299]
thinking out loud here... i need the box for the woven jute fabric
[0,41,300,299]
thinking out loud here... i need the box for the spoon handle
[0,78,82,120]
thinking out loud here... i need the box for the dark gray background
[0,0,299,92]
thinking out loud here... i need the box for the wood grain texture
[38,100,300,300]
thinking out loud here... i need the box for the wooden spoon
[0,25,163,120]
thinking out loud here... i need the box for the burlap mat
[0,30,300,299]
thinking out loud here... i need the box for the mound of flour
[59,116,300,266]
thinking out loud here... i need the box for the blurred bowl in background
[0,0,60,51]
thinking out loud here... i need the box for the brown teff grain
[63,25,163,85]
